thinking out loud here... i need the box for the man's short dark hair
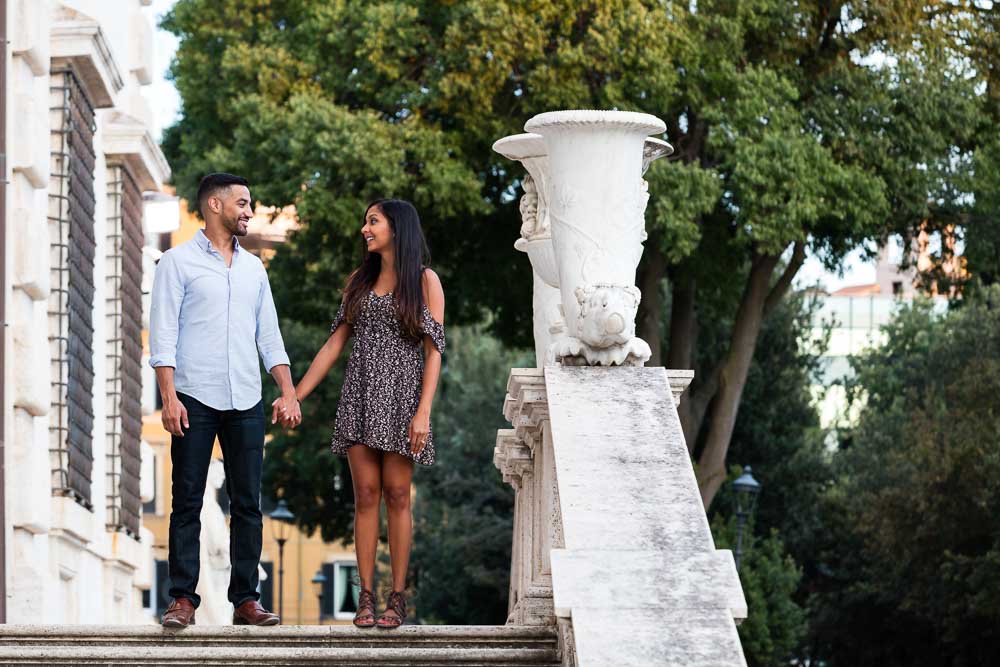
[196,172,250,218]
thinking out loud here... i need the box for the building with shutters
[1,0,171,623]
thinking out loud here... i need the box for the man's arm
[255,269,299,426]
[155,367,189,436]
[149,253,188,436]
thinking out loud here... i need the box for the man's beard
[227,216,249,237]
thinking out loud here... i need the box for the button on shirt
[148,229,290,411]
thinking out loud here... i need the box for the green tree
[712,512,806,667]
[162,0,994,516]
[709,291,833,581]
[806,289,1000,665]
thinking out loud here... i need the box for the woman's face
[361,206,394,255]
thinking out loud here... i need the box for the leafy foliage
[807,289,1000,665]
[712,513,806,667]
[710,293,834,576]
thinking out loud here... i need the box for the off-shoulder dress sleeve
[421,305,445,354]
[331,300,351,336]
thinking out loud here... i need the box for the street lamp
[269,499,295,619]
[732,466,761,571]
[311,568,327,625]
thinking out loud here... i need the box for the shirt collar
[195,228,241,255]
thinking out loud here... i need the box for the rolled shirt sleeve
[148,252,184,368]
[255,269,290,372]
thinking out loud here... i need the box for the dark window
[892,281,904,296]
[260,561,274,611]
[141,588,151,609]
[322,561,359,620]
[48,66,96,508]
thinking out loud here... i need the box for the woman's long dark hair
[342,199,431,340]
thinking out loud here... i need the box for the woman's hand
[409,409,430,455]
[272,394,302,428]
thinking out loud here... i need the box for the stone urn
[522,110,671,366]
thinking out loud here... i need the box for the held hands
[271,393,302,428]
[162,394,190,437]
[409,409,431,455]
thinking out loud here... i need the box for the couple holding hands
[150,173,445,629]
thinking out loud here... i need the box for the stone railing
[494,368,708,666]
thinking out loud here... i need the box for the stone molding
[667,369,695,405]
[12,94,49,188]
[11,0,50,76]
[102,111,171,191]
[13,205,51,300]
[129,10,155,86]
[50,6,124,108]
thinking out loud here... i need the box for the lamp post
[732,466,761,571]
[311,568,327,625]
[269,499,295,619]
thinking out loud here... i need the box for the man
[149,173,302,628]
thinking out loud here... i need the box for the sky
[149,0,182,141]
[146,0,874,292]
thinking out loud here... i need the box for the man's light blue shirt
[149,229,290,411]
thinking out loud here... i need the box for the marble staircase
[0,625,561,666]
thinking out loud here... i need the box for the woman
[286,199,445,629]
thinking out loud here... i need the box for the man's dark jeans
[168,392,265,608]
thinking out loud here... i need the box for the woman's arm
[410,270,445,453]
[295,322,353,402]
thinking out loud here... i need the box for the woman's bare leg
[381,452,415,597]
[347,445,382,591]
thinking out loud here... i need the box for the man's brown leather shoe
[162,598,196,628]
[233,600,280,626]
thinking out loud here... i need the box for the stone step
[0,625,561,666]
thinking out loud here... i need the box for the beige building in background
[809,239,953,439]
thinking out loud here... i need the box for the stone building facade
[1,0,170,623]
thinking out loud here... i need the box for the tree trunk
[665,269,701,448]
[638,248,667,367]
[696,241,806,508]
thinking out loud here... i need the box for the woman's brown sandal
[376,591,407,629]
[353,588,377,628]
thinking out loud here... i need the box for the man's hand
[271,394,302,428]
[162,394,190,437]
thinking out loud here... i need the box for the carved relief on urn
[522,110,672,366]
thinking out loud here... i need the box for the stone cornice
[503,368,548,452]
[494,429,532,488]
[102,111,171,191]
[666,369,695,405]
[50,6,125,108]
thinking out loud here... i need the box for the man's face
[216,185,253,237]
